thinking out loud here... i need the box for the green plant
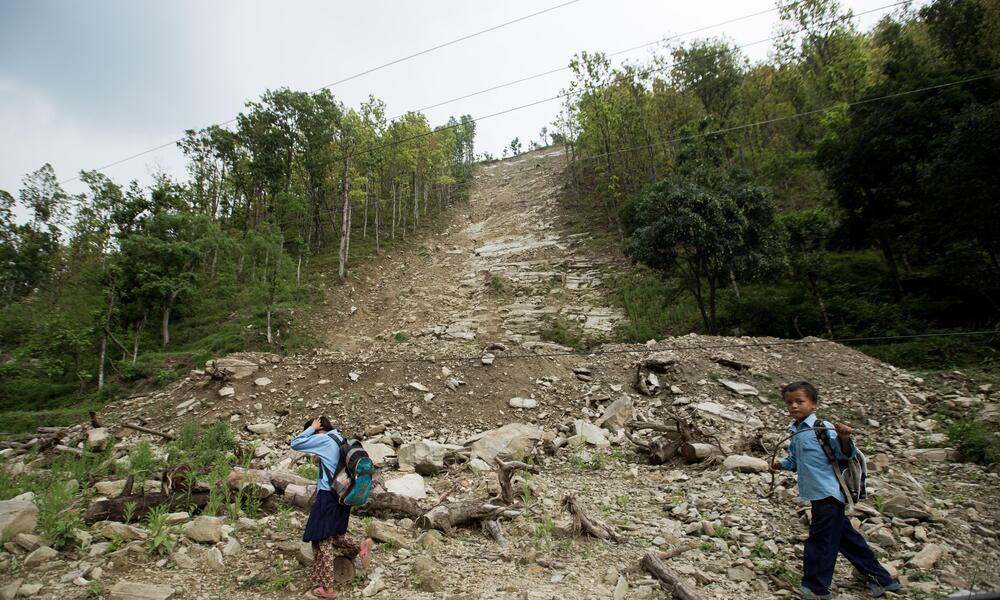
[532,517,555,549]
[751,540,773,559]
[393,331,409,342]
[270,574,293,591]
[296,462,319,480]
[144,505,175,556]
[86,580,103,599]
[487,275,506,295]
[36,478,83,550]
[713,524,731,538]
[948,419,1000,466]
[614,495,630,509]
[123,500,138,524]
[763,560,801,588]
[519,480,534,509]
[107,536,126,552]
[871,494,885,513]
[700,541,714,553]
[540,317,589,351]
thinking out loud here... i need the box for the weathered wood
[333,556,355,582]
[495,458,539,505]
[55,444,87,456]
[416,500,518,533]
[122,422,175,441]
[85,492,210,523]
[483,519,509,549]
[229,466,311,493]
[679,443,721,462]
[354,491,425,520]
[561,496,624,543]
[657,543,696,561]
[640,552,705,600]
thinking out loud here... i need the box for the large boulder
[397,440,454,475]
[364,519,410,548]
[0,494,37,540]
[908,543,944,569]
[694,401,763,428]
[467,423,543,462]
[596,395,634,433]
[88,427,110,451]
[109,581,175,600]
[362,442,396,467]
[182,516,224,544]
[205,356,259,380]
[385,473,427,500]
[23,545,58,568]
[719,379,759,397]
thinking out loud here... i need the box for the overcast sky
[0,0,913,206]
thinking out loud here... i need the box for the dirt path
[318,146,625,356]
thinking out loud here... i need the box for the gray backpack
[814,420,868,511]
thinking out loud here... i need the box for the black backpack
[814,420,868,510]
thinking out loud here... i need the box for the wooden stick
[561,496,624,543]
[657,543,696,560]
[89,411,102,428]
[55,444,87,456]
[122,422,175,440]
[640,552,705,600]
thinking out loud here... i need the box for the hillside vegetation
[553,0,999,369]
[0,91,475,429]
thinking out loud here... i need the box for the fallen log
[679,443,721,463]
[640,552,705,600]
[355,491,426,520]
[85,492,210,523]
[122,422,175,441]
[416,500,519,533]
[229,466,312,493]
[55,444,87,456]
[561,496,624,543]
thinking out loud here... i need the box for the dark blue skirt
[303,490,350,542]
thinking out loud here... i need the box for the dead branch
[89,411,102,428]
[85,492,210,523]
[55,444,87,456]
[640,552,705,600]
[122,422,175,441]
[495,458,539,505]
[657,543,696,561]
[354,491,426,520]
[561,495,624,543]
[416,500,519,533]
[483,519,509,549]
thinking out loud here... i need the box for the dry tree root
[624,412,728,465]
[494,457,539,505]
[561,495,624,543]
[640,552,706,600]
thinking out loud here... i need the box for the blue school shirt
[290,426,341,492]
[778,413,856,502]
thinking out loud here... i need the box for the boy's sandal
[312,586,338,599]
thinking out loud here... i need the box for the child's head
[781,381,818,422]
[303,415,334,433]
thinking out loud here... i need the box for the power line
[243,329,1000,369]
[57,0,584,186]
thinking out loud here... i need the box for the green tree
[621,169,782,333]
[781,207,838,335]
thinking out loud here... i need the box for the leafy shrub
[144,505,175,556]
[36,479,83,549]
[540,317,589,351]
[948,420,1000,466]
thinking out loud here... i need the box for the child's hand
[770,460,781,471]
[310,416,323,430]
[834,422,854,440]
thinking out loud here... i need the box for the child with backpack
[291,415,374,599]
[770,382,901,599]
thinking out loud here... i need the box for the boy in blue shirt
[771,382,901,599]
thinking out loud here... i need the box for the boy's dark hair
[303,416,334,432]
[781,381,818,402]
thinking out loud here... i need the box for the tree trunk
[877,232,903,299]
[161,305,171,348]
[807,273,833,337]
[640,553,706,600]
[296,255,302,285]
[729,269,741,301]
[679,443,720,462]
[132,313,146,364]
[412,170,419,230]
[338,156,351,280]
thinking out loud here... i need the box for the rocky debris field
[2,149,998,600]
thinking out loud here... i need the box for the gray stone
[408,382,430,393]
[573,420,609,446]
[361,442,396,467]
[205,357,258,380]
[253,377,272,387]
[218,386,235,398]
[204,547,225,571]
[596,395,634,432]
[722,455,769,473]
[95,480,128,497]
[182,516,224,544]
[903,448,957,463]
[385,473,427,500]
[694,401,763,428]
[23,545,58,568]
[17,584,42,597]
[88,427,110,451]
[0,579,21,600]
[719,379,759,396]
[172,552,196,569]
[0,496,37,540]
[364,519,410,548]
[415,530,443,549]
[908,543,944,569]
[468,423,543,462]
[412,555,444,592]
[94,521,147,541]
[108,581,175,600]
[246,422,276,435]
[397,439,452,475]
[508,397,538,409]
[14,532,41,552]
[222,536,241,556]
